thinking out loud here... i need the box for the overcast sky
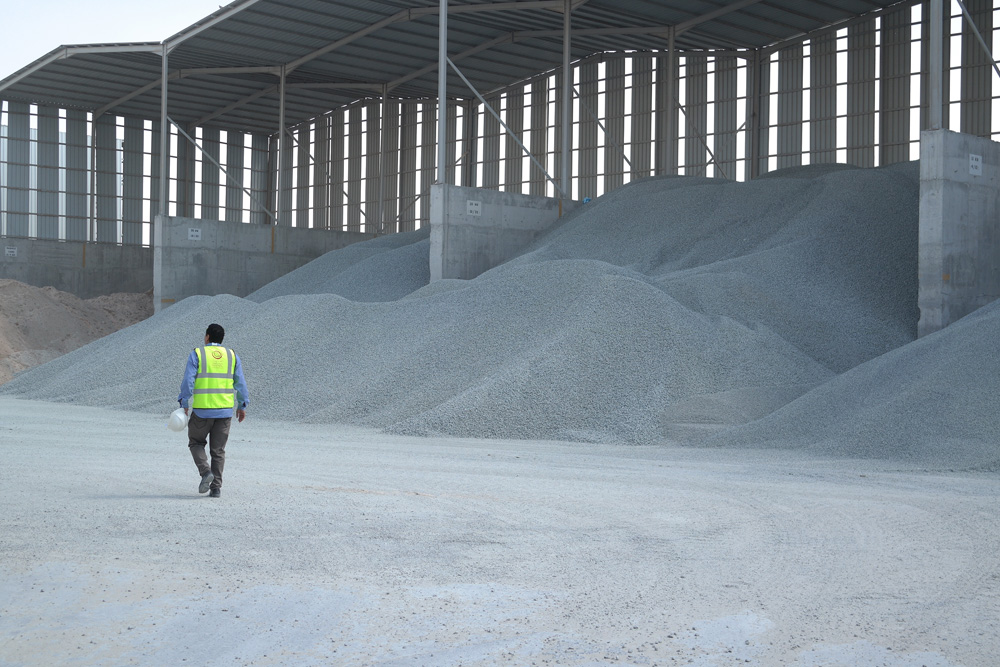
[1,0,222,79]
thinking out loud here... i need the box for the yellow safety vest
[193,345,236,410]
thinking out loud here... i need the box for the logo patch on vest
[212,349,223,359]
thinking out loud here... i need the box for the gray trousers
[188,414,231,491]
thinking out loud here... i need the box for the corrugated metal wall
[632,55,654,180]
[811,33,838,164]
[36,105,59,240]
[3,0,1000,242]
[714,56,739,180]
[5,102,29,237]
[65,110,89,242]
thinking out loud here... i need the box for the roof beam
[285,10,412,73]
[93,66,282,118]
[676,0,767,36]
[95,72,179,118]
[408,0,567,16]
[388,34,515,91]
[190,79,384,129]
[285,82,384,91]
[285,0,571,74]
[177,66,282,77]
[191,85,276,128]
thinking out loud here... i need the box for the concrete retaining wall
[0,238,152,298]
[919,129,1000,337]
[430,184,580,281]
[153,216,372,313]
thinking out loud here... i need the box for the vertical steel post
[437,0,448,184]
[159,44,169,218]
[561,0,572,197]
[664,27,676,176]
[277,66,286,224]
[380,84,390,233]
[929,0,943,129]
[749,50,763,180]
[89,116,97,241]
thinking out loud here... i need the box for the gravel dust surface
[1,397,997,666]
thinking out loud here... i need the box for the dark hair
[206,323,225,344]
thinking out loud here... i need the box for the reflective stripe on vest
[193,346,235,410]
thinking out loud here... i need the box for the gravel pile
[714,297,1000,470]
[246,228,430,302]
[9,161,981,466]
[509,162,920,374]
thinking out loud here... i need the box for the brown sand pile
[0,279,152,384]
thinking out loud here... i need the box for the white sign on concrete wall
[467,200,482,217]
[188,228,202,241]
[969,154,982,176]
[5,246,16,257]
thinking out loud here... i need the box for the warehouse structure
[0,0,998,330]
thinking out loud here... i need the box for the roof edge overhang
[0,42,162,96]
[163,0,266,50]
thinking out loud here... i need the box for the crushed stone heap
[8,161,993,469]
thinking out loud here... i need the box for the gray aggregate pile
[246,227,430,302]
[509,161,921,374]
[714,298,1000,470]
[8,160,982,466]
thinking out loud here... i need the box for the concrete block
[918,129,1000,337]
[430,184,580,281]
[153,216,372,312]
[0,238,151,298]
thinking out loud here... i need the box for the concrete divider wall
[430,184,581,281]
[0,238,152,298]
[153,215,372,312]
[919,129,1000,337]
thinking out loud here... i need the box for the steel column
[748,49,767,179]
[380,85,391,232]
[561,0,572,197]
[929,0,943,129]
[159,44,169,218]
[437,0,448,184]
[277,66,287,224]
[659,28,678,176]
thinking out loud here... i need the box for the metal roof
[0,0,913,135]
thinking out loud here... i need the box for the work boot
[209,488,221,498]
[199,472,214,494]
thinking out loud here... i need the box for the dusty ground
[0,280,151,385]
[0,397,997,666]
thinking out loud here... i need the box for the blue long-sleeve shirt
[178,343,250,419]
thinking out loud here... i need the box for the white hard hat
[167,407,189,432]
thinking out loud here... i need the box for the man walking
[178,323,250,498]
